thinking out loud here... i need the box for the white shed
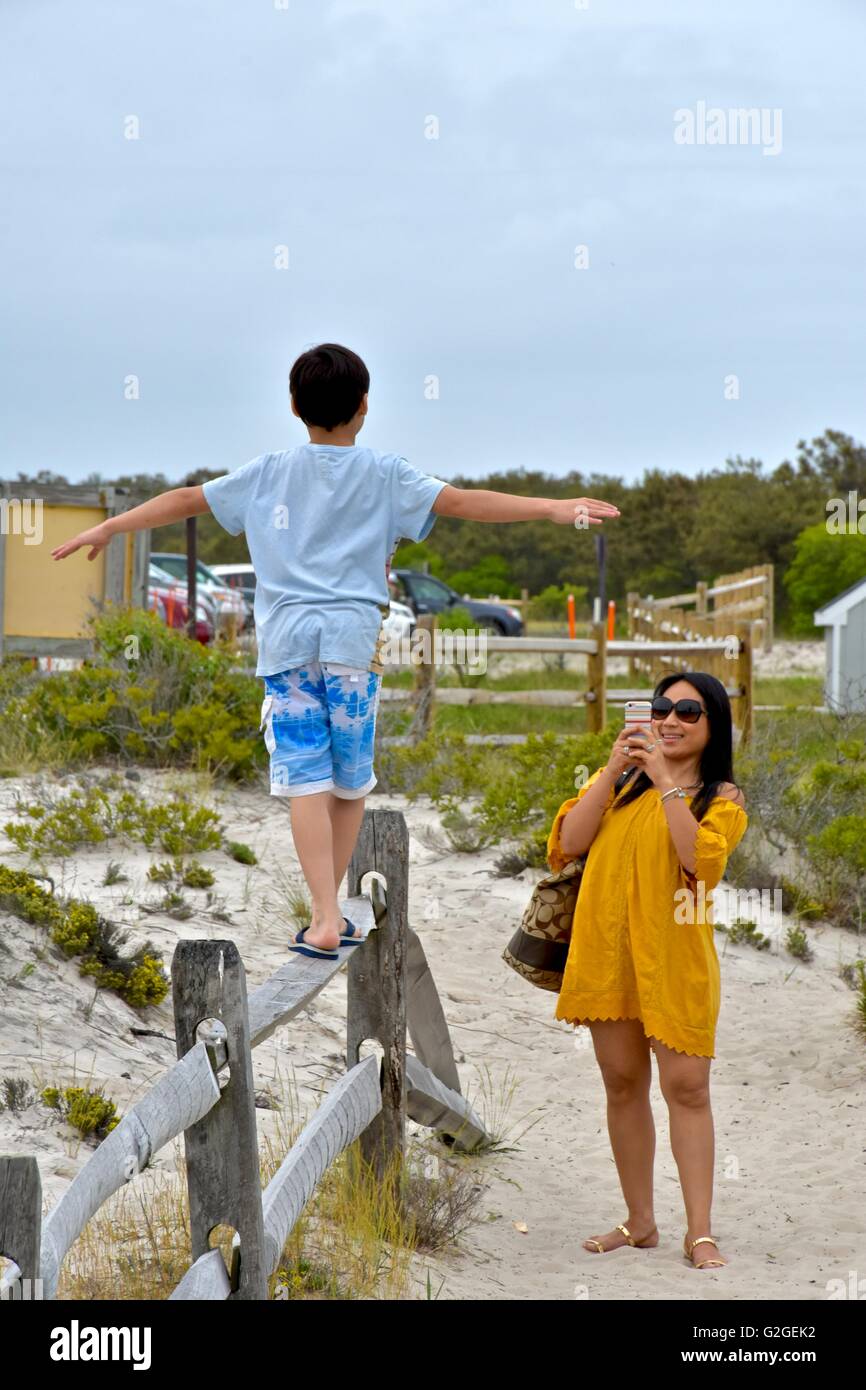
[814,575,866,712]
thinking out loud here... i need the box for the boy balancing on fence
[52,342,620,959]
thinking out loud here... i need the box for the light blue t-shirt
[202,445,448,676]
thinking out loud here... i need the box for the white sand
[1,764,863,1302]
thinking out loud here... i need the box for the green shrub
[377,725,615,865]
[724,918,771,950]
[730,711,866,934]
[42,1084,120,1139]
[784,924,813,961]
[434,605,481,633]
[226,841,257,865]
[6,784,222,861]
[147,861,176,884]
[182,860,215,888]
[0,864,168,1008]
[0,607,264,779]
[0,1076,34,1113]
[527,584,588,622]
[444,555,517,599]
[51,902,101,957]
[853,960,866,1036]
[806,815,866,934]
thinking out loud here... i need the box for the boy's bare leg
[288,792,344,949]
[288,792,367,949]
[328,794,367,897]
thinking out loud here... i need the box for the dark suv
[390,569,524,636]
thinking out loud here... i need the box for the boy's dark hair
[289,343,370,430]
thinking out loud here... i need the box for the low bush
[0,864,168,1008]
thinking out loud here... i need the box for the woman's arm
[558,728,639,855]
[558,766,620,855]
[657,794,704,875]
[626,739,746,875]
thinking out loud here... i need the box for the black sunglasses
[650,696,706,724]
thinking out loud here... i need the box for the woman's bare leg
[653,1039,726,1267]
[582,1018,658,1251]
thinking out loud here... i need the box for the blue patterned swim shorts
[259,661,382,798]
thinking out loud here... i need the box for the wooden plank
[608,640,730,653]
[406,928,461,1093]
[405,1055,488,1152]
[649,590,699,608]
[246,895,375,1048]
[606,687,741,702]
[387,636,598,662]
[173,940,268,1300]
[38,901,376,1299]
[0,1156,41,1296]
[261,1056,381,1276]
[40,1041,220,1299]
[346,811,408,1182]
[380,733,562,747]
[482,637,596,653]
[705,575,767,597]
[169,1247,232,1301]
[383,688,586,706]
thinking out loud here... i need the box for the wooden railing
[381,614,753,743]
[0,810,488,1302]
[628,563,773,654]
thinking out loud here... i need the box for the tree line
[10,429,866,633]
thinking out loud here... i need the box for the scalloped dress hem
[555,997,715,1059]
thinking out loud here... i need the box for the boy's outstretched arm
[51,486,212,561]
[432,485,619,525]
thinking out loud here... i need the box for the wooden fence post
[346,810,408,1185]
[763,563,774,653]
[732,621,753,744]
[410,613,436,743]
[626,591,637,682]
[0,1156,41,1301]
[585,620,607,733]
[696,580,708,617]
[172,940,268,1300]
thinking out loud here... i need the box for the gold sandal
[684,1234,726,1269]
[584,1223,657,1253]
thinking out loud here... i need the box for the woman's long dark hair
[611,671,738,823]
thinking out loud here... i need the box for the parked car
[209,562,256,609]
[209,562,417,642]
[151,554,252,630]
[148,565,214,645]
[382,597,415,642]
[149,562,220,624]
[389,569,524,636]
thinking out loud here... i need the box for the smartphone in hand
[624,699,653,736]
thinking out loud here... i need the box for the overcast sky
[2,0,864,487]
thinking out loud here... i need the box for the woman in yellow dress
[547,672,748,1270]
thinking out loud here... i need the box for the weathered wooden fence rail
[382,616,753,743]
[627,563,773,655]
[0,809,488,1302]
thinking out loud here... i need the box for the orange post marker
[567,592,576,639]
[607,599,616,640]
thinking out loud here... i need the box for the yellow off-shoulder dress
[547,766,748,1058]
